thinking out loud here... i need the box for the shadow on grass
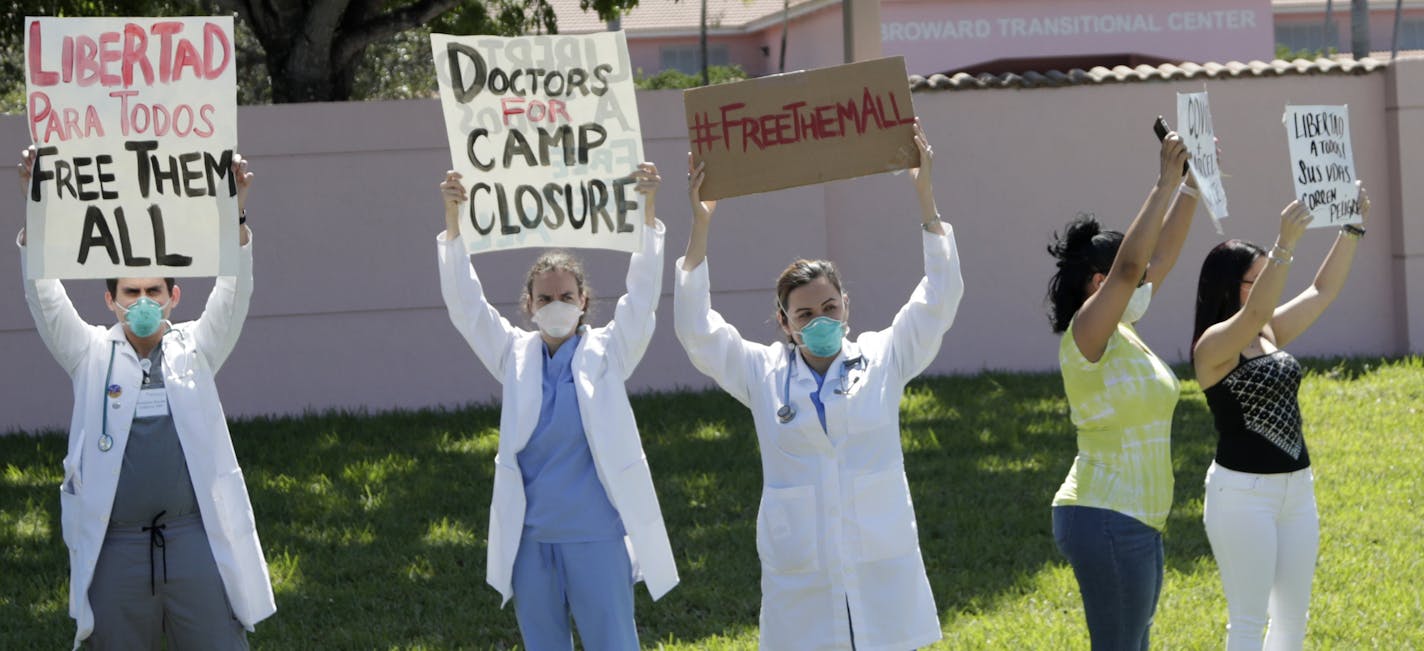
[7,358,1410,648]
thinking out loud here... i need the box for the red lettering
[501,97,525,125]
[202,22,231,79]
[719,103,745,150]
[84,105,105,138]
[193,104,216,137]
[172,104,194,136]
[548,99,570,123]
[122,24,153,86]
[98,32,122,86]
[172,40,202,81]
[151,21,182,83]
[27,21,59,86]
[27,92,51,142]
[111,90,138,136]
[75,36,102,86]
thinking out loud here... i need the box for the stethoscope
[775,345,866,424]
[98,324,176,453]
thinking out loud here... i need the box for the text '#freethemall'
[689,88,914,155]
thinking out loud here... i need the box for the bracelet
[1341,224,1365,239]
[239,210,248,225]
[921,221,936,232]
[1178,183,1201,199]
[1269,243,1294,266]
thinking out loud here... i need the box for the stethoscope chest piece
[97,433,114,452]
[776,403,796,424]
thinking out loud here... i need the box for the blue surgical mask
[118,297,167,337]
[796,316,847,358]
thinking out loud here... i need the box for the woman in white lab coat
[437,164,677,649]
[673,124,962,650]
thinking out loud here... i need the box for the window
[1396,18,1424,51]
[660,44,730,75]
[1275,22,1337,53]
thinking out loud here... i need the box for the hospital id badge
[135,387,170,419]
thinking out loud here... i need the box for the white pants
[1203,461,1320,651]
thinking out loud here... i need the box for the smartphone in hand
[1154,116,1189,174]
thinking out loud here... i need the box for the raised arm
[191,154,255,372]
[18,145,95,376]
[1270,182,1370,347]
[886,122,962,378]
[1142,168,1201,292]
[1073,133,1189,363]
[437,170,520,379]
[1193,201,1313,384]
[602,163,666,378]
[673,156,758,406]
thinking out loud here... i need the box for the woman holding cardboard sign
[1191,183,1370,651]
[1044,128,1195,651]
[674,122,961,649]
[436,163,675,650]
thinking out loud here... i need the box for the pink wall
[3,59,1421,434]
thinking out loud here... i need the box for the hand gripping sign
[683,56,919,201]
[431,31,646,255]
[24,16,239,280]
[1282,105,1362,228]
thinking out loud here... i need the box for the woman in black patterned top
[1190,183,1371,651]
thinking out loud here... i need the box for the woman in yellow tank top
[1045,127,1194,651]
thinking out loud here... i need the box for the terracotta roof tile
[911,57,1389,91]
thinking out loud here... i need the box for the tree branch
[334,0,459,63]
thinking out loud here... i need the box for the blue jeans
[1053,506,1164,651]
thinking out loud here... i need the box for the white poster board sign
[24,16,239,280]
[431,31,644,255]
[1282,105,1361,228]
[1177,91,1228,234]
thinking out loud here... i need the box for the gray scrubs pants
[85,513,247,650]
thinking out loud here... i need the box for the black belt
[140,510,168,595]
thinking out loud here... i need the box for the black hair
[1045,213,1124,333]
[106,278,176,296]
[1191,239,1266,359]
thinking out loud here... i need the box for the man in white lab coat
[18,147,275,650]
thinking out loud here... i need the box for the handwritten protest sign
[1177,91,1228,234]
[683,56,918,201]
[24,16,239,280]
[1282,105,1361,228]
[431,31,644,255]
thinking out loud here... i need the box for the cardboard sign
[1177,91,1228,234]
[431,31,645,255]
[683,56,919,201]
[1282,105,1361,228]
[24,16,239,280]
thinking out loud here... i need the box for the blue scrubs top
[518,334,626,543]
[809,366,828,433]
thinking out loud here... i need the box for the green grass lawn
[2,357,1421,649]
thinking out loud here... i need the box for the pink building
[551,0,1424,77]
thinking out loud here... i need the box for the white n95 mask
[1121,282,1153,324]
[531,301,583,337]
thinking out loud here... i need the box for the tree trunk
[220,0,458,103]
[1323,0,1335,52]
[700,0,709,86]
[1351,0,1370,59]
[1392,0,1405,60]
[779,0,788,73]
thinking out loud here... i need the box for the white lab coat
[437,221,678,606]
[674,224,963,651]
[20,238,275,649]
